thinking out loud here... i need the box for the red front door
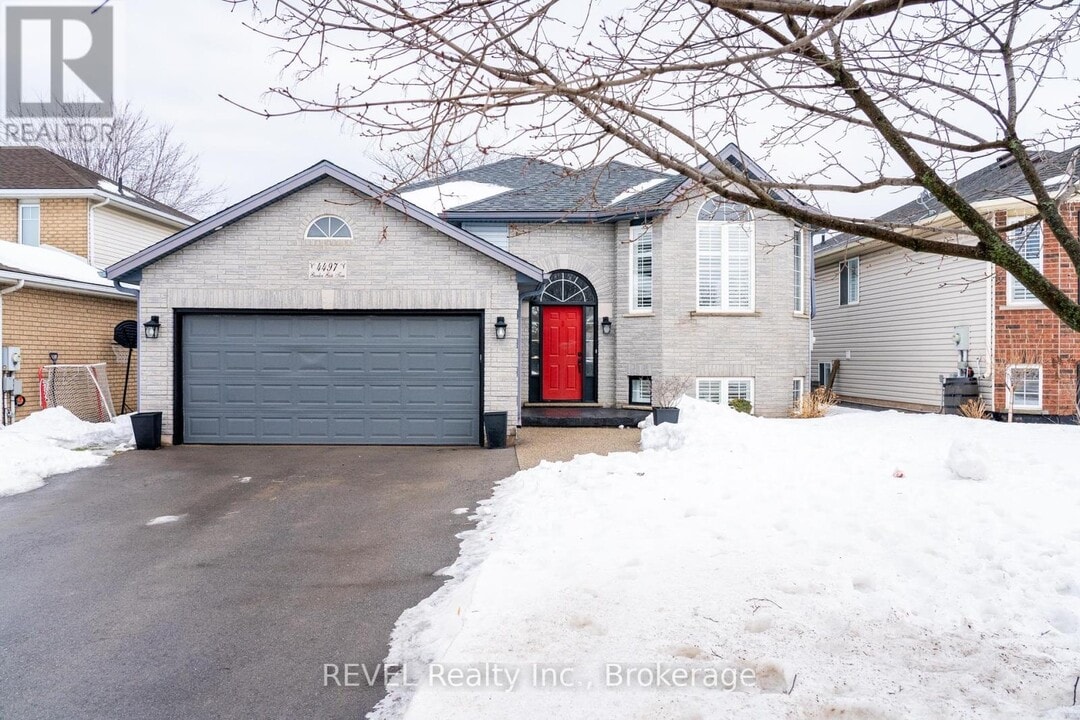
[542,306,583,401]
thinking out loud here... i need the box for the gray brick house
[106,147,811,446]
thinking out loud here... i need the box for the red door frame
[541,305,584,401]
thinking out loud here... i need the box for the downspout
[88,197,111,268]
[1,279,25,425]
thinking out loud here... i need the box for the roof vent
[996,153,1014,169]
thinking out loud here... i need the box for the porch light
[601,316,612,335]
[143,315,161,340]
[494,316,508,340]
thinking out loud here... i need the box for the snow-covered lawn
[371,400,1080,719]
[0,408,134,497]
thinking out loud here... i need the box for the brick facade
[138,178,523,442]
[993,205,1080,417]
[0,198,88,255]
[2,286,137,417]
[0,199,16,241]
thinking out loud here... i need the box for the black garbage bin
[483,411,508,449]
[131,412,163,450]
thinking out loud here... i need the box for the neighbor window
[792,377,805,408]
[1007,365,1042,410]
[817,362,832,387]
[462,222,509,251]
[629,224,653,312]
[793,229,806,314]
[629,376,652,405]
[697,377,754,406]
[1007,220,1043,304]
[305,215,352,239]
[697,198,754,311]
[18,201,39,246]
[839,257,860,306]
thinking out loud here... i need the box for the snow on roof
[608,177,667,206]
[0,242,112,287]
[401,180,513,214]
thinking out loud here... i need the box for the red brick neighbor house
[0,147,193,424]
[991,206,1080,417]
[813,147,1080,422]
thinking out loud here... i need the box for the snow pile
[371,400,1080,719]
[0,408,134,497]
[0,241,112,285]
[401,181,513,214]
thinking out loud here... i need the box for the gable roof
[0,146,195,225]
[438,145,811,222]
[815,145,1080,256]
[403,157,565,193]
[104,160,545,283]
[444,161,669,219]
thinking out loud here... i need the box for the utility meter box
[952,326,970,352]
[1,376,20,394]
[1,346,21,372]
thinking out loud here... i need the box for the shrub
[650,376,692,408]
[791,387,837,419]
[728,398,753,414]
[959,398,990,420]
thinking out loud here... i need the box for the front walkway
[515,426,642,470]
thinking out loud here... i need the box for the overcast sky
[123,0,379,212]
[119,0,1077,220]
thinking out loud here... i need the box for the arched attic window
[306,215,352,239]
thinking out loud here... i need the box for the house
[0,147,193,423]
[106,148,812,446]
[812,147,1080,421]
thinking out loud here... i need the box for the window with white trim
[696,377,754,406]
[629,224,653,311]
[792,377,805,408]
[629,376,652,405]
[697,198,754,311]
[1006,365,1042,410]
[1007,220,1043,304]
[18,201,39,246]
[839,257,860,306]
[817,362,832,387]
[793,229,806,314]
[305,215,352,239]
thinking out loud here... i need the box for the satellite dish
[113,320,139,349]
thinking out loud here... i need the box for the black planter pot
[483,411,508,449]
[652,407,680,425]
[131,412,163,450]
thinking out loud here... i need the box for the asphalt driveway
[0,444,519,720]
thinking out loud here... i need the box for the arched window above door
[537,269,597,305]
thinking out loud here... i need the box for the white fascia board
[0,189,191,228]
[0,269,136,300]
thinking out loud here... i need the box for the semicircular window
[698,197,753,223]
[538,270,597,305]
[305,215,353,239]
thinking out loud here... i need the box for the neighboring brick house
[812,147,1080,421]
[105,150,812,446]
[0,147,192,423]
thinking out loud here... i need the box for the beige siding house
[812,241,993,411]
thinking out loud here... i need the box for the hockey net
[39,363,116,422]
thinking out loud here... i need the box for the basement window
[629,376,652,405]
[1007,365,1042,410]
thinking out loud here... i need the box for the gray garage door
[181,313,481,445]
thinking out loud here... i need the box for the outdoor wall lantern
[601,316,612,335]
[494,316,508,340]
[143,315,161,340]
